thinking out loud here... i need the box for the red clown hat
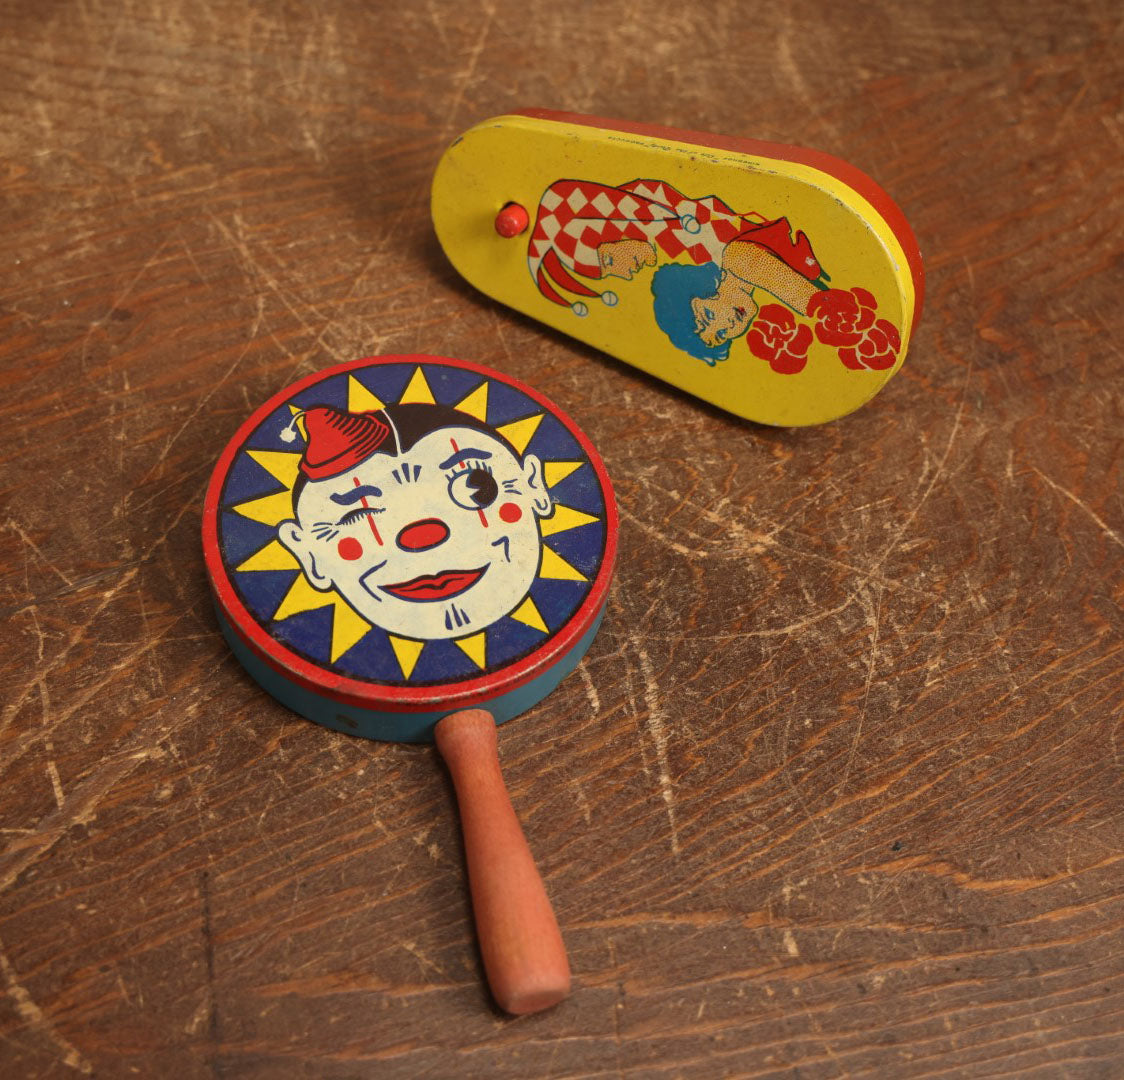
[283,406,392,480]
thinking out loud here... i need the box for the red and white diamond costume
[528,178,824,311]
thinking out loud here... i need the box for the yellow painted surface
[432,114,918,427]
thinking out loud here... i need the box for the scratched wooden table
[2,2,1122,1078]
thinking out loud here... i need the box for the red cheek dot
[337,537,363,561]
[499,502,522,523]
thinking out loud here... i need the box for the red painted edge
[513,108,925,336]
[202,354,618,714]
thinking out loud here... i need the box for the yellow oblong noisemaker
[432,109,924,427]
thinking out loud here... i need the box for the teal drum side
[217,605,605,743]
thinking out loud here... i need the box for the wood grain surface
[1,1,1122,1077]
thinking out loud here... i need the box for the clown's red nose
[396,518,450,552]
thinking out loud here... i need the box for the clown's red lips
[380,567,487,601]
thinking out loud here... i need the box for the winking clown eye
[337,505,385,527]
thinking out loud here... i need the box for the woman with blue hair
[652,238,828,366]
[651,262,728,365]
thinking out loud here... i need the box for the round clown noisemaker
[202,354,617,1014]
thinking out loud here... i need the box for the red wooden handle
[434,709,571,1014]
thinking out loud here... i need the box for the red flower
[808,286,879,346]
[808,287,901,371]
[747,304,813,374]
[838,318,901,370]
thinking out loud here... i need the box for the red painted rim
[514,108,925,336]
[202,354,618,713]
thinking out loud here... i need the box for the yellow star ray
[232,490,296,526]
[389,635,425,680]
[331,603,373,663]
[455,632,487,669]
[539,504,599,538]
[399,367,436,404]
[496,413,543,455]
[348,375,385,412]
[246,450,302,489]
[509,596,548,633]
[274,574,334,621]
[453,381,489,421]
[538,546,587,582]
[236,539,300,573]
[544,461,583,487]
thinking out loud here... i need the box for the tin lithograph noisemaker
[433,109,924,427]
[202,354,617,1014]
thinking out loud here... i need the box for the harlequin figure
[527,177,826,316]
[277,404,553,641]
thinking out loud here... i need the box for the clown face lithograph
[207,357,613,697]
[276,403,554,641]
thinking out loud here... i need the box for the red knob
[494,202,529,238]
